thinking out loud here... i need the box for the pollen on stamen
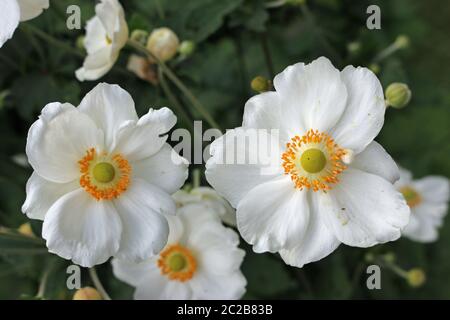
[281,129,347,192]
[158,244,197,282]
[78,148,131,201]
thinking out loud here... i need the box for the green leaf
[0,233,47,255]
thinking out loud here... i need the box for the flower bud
[76,36,85,51]
[130,29,149,46]
[385,82,412,109]
[73,287,102,300]
[18,223,34,237]
[146,27,180,62]
[395,35,410,49]
[347,41,361,54]
[179,40,196,57]
[407,268,426,288]
[251,76,271,93]
[369,63,380,74]
[383,252,396,264]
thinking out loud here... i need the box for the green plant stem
[158,67,195,132]
[36,267,51,299]
[89,267,112,300]
[127,39,222,130]
[260,33,275,80]
[21,24,84,58]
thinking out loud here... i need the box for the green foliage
[0,0,449,300]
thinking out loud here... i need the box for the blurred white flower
[173,187,236,226]
[112,202,246,300]
[206,56,410,268]
[76,0,128,81]
[22,83,188,267]
[0,0,49,48]
[396,167,449,242]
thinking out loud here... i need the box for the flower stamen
[79,148,131,200]
[400,186,422,208]
[281,129,347,191]
[158,244,196,282]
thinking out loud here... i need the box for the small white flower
[0,0,49,48]
[22,83,189,267]
[173,187,236,226]
[396,167,449,243]
[112,201,246,300]
[206,57,410,268]
[76,0,128,81]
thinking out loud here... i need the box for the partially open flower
[0,0,49,48]
[76,0,129,81]
[396,167,449,243]
[112,201,246,300]
[146,27,180,62]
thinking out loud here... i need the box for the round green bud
[395,35,410,49]
[407,268,426,288]
[383,252,396,264]
[347,41,361,54]
[369,63,380,74]
[179,40,196,57]
[385,83,412,109]
[251,76,271,93]
[76,36,85,51]
[130,29,149,46]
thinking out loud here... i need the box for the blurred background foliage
[0,0,449,299]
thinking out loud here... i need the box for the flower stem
[36,267,51,299]
[260,33,275,80]
[158,67,195,132]
[127,39,222,130]
[89,267,111,300]
[20,23,84,58]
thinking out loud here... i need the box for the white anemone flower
[22,83,188,267]
[206,57,410,268]
[173,187,236,226]
[76,0,128,81]
[396,167,449,243]
[112,202,246,300]
[0,0,49,47]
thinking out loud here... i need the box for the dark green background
[0,0,449,299]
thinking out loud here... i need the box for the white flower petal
[206,128,283,208]
[0,0,20,48]
[17,0,49,21]
[83,16,107,54]
[412,176,450,204]
[26,102,103,183]
[78,83,138,150]
[22,172,79,221]
[190,271,247,300]
[273,57,347,134]
[237,176,310,253]
[402,203,446,243]
[75,47,115,81]
[112,258,154,287]
[114,179,171,261]
[331,66,385,153]
[318,168,410,247]
[132,144,189,195]
[112,108,177,161]
[350,141,399,183]
[42,189,122,267]
[397,166,413,186]
[135,274,192,300]
[96,0,128,42]
[279,199,340,268]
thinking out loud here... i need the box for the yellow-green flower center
[93,162,115,183]
[168,253,187,272]
[400,186,421,208]
[300,148,327,174]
